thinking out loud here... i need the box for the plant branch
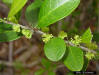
[1,20,97,54]
[65,41,97,54]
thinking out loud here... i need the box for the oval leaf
[38,0,80,27]
[0,31,21,42]
[44,37,66,61]
[8,0,27,18]
[64,46,84,71]
[25,0,42,27]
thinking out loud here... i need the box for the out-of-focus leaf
[0,22,12,32]
[0,31,21,42]
[8,0,27,18]
[25,0,42,27]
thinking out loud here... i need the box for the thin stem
[1,20,97,54]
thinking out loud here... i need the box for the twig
[3,20,31,29]
[1,20,97,54]
[65,41,97,54]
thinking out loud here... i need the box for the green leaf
[8,0,27,18]
[25,0,42,27]
[41,58,51,69]
[0,22,12,32]
[44,37,66,61]
[0,31,21,42]
[38,0,80,27]
[64,46,84,71]
[81,28,93,44]
[34,68,45,75]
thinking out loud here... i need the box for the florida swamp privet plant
[0,0,99,74]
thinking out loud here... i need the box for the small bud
[41,27,49,33]
[85,52,95,60]
[58,31,67,39]
[12,25,20,32]
[42,34,53,43]
[7,17,18,23]
[71,35,81,46]
[22,29,33,39]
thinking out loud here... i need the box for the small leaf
[63,46,84,71]
[38,0,80,27]
[34,68,45,75]
[42,34,53,43]
[0,31,21,42]
[22,29,33,39]
[44,37,66,61]
[12,25,20,32]
[8,0,27,18]
[41,27,49,33]
[70,35,81,46]
[7,16,18,23]
[81,28,93,44]
[25,0,42,27]
[58,31,67,39]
